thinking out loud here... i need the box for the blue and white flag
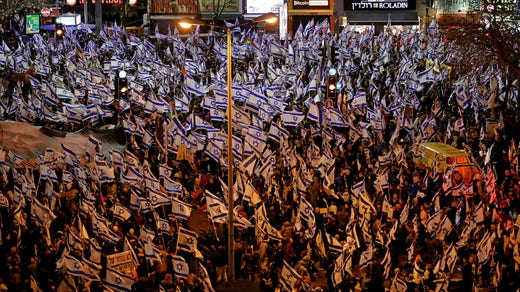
[105,267,134,292]
[185,75,209,96]
[205,190,228,224]
[86,136,102,160]
[172,255,189,279]
[154,212,171,235]
[268,121,289,142]
[63,253,87,277]
[417,66,435,84]
[171,197,193,220]
[359,243,373,269]
[177,227,198,253]
[109,149,125,170]
[95,159,115,183]
[282,110,305,127]
[143,239,162,262]
[351,89,367,108]
[112,202,132,222]
[280,261,305,292]
[148,189,171,209]
[327,107,349,128]
[307,101,324,126]
[240,154,258,177]
[163,176,183,195]
[205,140,224,163]
[477,231,495,265]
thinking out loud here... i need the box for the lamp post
[122,0,138,28]
[179,13,277,282]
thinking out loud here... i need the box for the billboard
[25,14,40,34]
[200,0,240,13]
[246,0,284,14]
[344,0,416,10]
[292,0,330,9]
[149,0,240,14]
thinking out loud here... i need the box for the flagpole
[225,25,236,282]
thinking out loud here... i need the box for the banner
[0,121,126,160]
[106,251,134,274]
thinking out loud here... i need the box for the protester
[0,14,519,292]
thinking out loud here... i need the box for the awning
[344,11,419,24]
[40,23,96,31]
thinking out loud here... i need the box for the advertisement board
[200,0,239,13]
[25,14,40,35]
[344,0,416,10]
[246,0,284,14]
[148,0,240,14]
[436,0,471,14]
[292,0,330,9]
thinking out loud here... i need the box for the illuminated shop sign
[344,0,416,10]
[292,0,330,9]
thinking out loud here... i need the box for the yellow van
[412,142,480,184]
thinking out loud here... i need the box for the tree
[0,0,45,23]
[440,3,520,81]
[208,0,236,22]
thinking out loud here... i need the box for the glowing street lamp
[178,13,277,282]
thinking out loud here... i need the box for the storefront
[286,0,335,36]
[341,0,421,32]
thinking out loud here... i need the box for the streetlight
[179,13,277,283]
[122,0,138,28]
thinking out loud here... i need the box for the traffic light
[55,23,64,41]
[118,70,128,99]
[330,45,338,65]
[327,75,337,99]
[319,41,327,66]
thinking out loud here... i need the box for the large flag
[444,244,458,274]
[148,188,171,209]
[198,262,216,292]
[359,243,373,269]
[205,191,228,224]
[477,231,495,265]
[154,212,171,235]
[282,110,305,126]
[256,203,283,241]
[62,252,87,277]
[185,75,209,96]
[105,267,134,292]
[112,202,132,222]
[436,215,453,241]
[176,227,198,253]
[331,251,352,287]
[172,255,189,279]
[425,210,443,234]
[171,197,193,220]
[280,261,303,291]
[163,176,183,195]
[142,238,162,263]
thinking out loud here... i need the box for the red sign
[79,0,123,4]
[50,7,60,17]
[41,7,50,17]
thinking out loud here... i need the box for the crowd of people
[0,14,519,292]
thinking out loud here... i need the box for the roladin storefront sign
[344,0,416,10]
